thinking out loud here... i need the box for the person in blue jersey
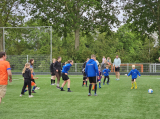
[127,65,141,89]
[60,60,74,92]
[85,54,99,96]
[103,65,110,85]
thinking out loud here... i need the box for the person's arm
[127,70,132,76]
[118,58,121,67]
[53,62,58,71]
[85,64,88,77]
[50,64,53,72]
[95,62,99,76]
[7,70,12,82]
[113,59,115,66]
[137,70,141,77]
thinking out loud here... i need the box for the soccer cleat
[67,90,72,92]
[56,86,60,89]
[94,93,98,96]
[32,91,36,93]
[35,87,40,90]
[131,87,134,89]
[61,89,65,91]
[29,95,34,98]
[99,86,101,88]
[135,87,137,89]
[88,93,91,96]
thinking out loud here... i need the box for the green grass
[0,75,160,119]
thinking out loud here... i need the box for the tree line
[0,0,160,63]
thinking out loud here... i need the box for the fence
[7,55,160,75]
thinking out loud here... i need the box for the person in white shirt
[113,55,121,80]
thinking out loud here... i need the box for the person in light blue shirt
[60,60,73,92]
[127,65,141,89]
[113,55,121,80]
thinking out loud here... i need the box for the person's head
[86,58,90,62]
[22,63,30,73]
[30,68,33,73]
[29,59,34,65]
[103,56,105,58]
[116,55,118,59]
[91,54,96,61]
[107,57,110,60]
[132,65,135,69]
[57,56,61,62]
[0,52,7,60]
[67,60,74,65]
[106,65,109,69]
[52,58,56,63]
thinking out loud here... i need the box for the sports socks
[86,81,87,86]
[89,84,92,93]
[53,80,55,83]
[68,88,70,91]
[131,83,134,87]
[95,84,97,94]
[134,82,137,87]
[32,86,36,91]
[92,85,95,90]
[51,79,53,84]
[82,81,85,86]
[99,82,101,87]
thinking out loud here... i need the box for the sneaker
[35,87,40,90]
[32,91,36,93]
[56,86,60,89]
[88,93,91,96]
[61,89,65,91]
[117,79,120,80]
[94,93,98,96]
[99,86,101,88]
[29,95,34,98]
[67,90,72,92]
[131,87,134,89]
[20,94,22,97]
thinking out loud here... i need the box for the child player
[20,63,33,98]
[103,65,110,85]
[98,67,102,88]
[82,58,89,87]
[50,58,56,85]
[127,65,141,89]
[60,60,74,92]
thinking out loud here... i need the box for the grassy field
[0,75,160,119]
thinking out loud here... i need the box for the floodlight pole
[3,27,5,52]
[50,26,52,64]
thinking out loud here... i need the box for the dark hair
[29,59,34,65]
[0,52,6,58]
[57,56,61,60]
[67,60,73,63]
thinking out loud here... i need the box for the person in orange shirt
[0,52,12,104]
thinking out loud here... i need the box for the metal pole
[3,27,5,52]
[50,26,52,64]
[27,55,28,63]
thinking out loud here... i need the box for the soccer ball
[148,89,153,94]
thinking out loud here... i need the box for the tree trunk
[75,28,80,50]
[0,29,3,52]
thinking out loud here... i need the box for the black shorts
[89,76,97,83]
[62,73,69,81]
[115,67,120,72]
[31,79,35,83]
[51,71,55,76]
[131,78,136,81]
[83,76,87,80]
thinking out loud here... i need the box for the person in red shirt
[0,52,12,104]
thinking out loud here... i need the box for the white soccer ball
[148,89,153,94]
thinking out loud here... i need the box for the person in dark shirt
[82,58,89,87]
[20,63,33,98]
[50,58,56,85]
[53,56,62,89]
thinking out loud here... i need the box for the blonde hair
[91,54,96,58]
[30,68,33,72]
[132,65,135,68]
[22,63,30,74]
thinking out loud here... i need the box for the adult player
[82,58,89,87]
[0,52,12,104]
[85,54,99,96]
[113,55,121,80]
